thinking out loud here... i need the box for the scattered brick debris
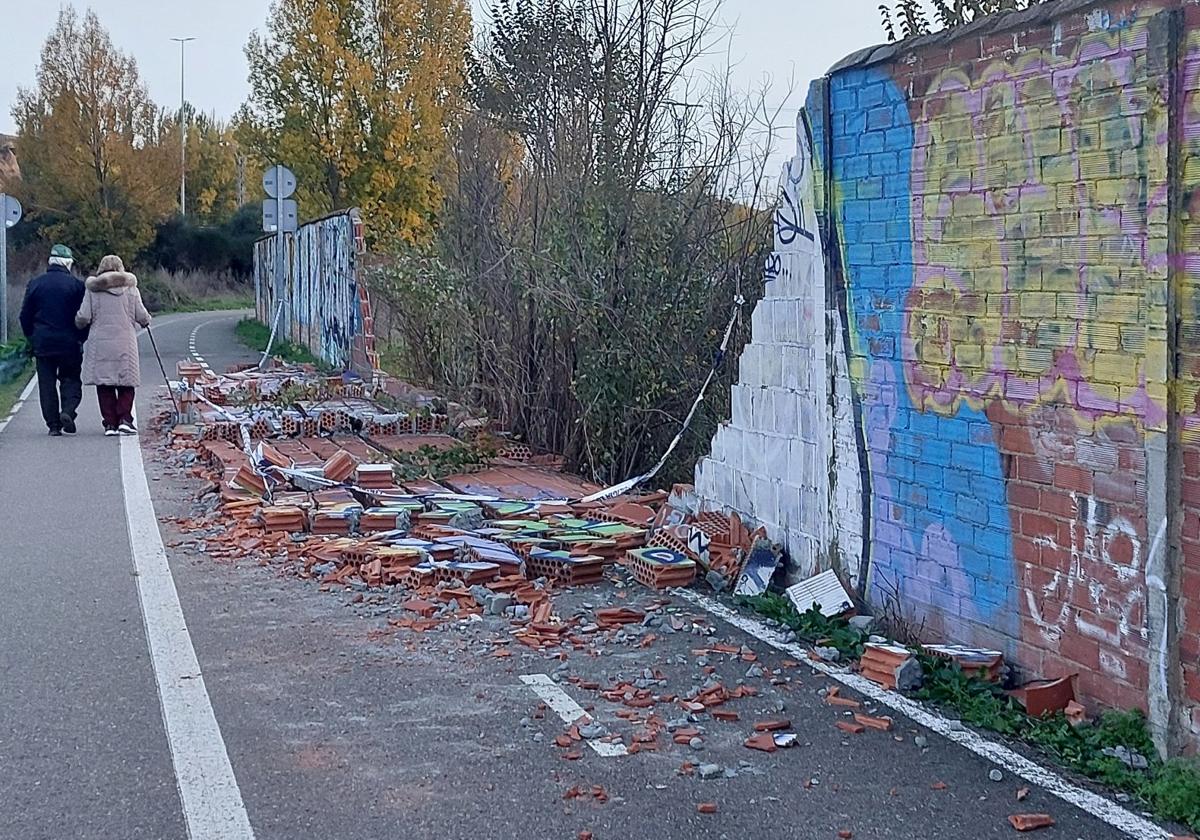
[752,719,791,732]
[711,710,740,722]
[931,782,948,791]
[1064,700,1088,727]
[1012,674,1077,718]
[838,832,853,839]
[1008,814,1055,832]
[925,645,1005,683]
[595,607,646,627]
[852,713,893,732]
[859,642,916,690]
[835,721,865,735]
[697,803,718,815]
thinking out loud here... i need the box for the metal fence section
[254,209,378,376]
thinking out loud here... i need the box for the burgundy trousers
[96,385,135,430]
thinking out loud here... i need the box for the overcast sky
[0,0,886,152]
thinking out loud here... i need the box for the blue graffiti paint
[822,68,1017,637]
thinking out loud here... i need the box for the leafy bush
[142,204,261,278]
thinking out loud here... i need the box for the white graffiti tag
[1024,492,1146,678]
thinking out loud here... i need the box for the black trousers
[35,353,83,431]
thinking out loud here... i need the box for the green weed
[234,318,323,368]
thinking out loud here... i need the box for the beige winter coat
[76,271,151,387]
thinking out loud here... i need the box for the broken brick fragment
[826,695,862,709]
[1008,814,1055,832]
[836,721,865,735]
[838,832,853,839]
[743,732,779,753]
[697,803,718,815]
[852,713,893,732]
[753,719,792,732]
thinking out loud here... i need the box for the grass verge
[160,294,254,314]
[0,339,33,418]
[234,318,323,367]
[742,591,1200,832]
[0,361,33,418]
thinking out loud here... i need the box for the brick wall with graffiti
[254,208,380,376]
[702,0,1200,750]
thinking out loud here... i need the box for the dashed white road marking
[519,674,628,757]
[120,434,256,839]
[676,590,1171,840]
[187,319,216,376]
[0,374,38,436]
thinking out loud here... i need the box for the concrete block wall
[696,114,864,584]
[700,0,1200,752]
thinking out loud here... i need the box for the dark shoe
[60,413,76,435]
[48,428,63,437]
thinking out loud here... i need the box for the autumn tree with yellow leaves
[12,7,178,265]
[238,0,470,246]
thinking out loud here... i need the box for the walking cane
[145,326,180,416]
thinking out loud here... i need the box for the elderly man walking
[18,244,86,436]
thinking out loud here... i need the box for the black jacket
[19,265,87,357]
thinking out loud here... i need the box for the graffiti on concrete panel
[776,154,817,246]
[254,209,378,375]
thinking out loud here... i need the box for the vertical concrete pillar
[1147,8,1184,758]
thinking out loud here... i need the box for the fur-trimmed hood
[86,271,138,294]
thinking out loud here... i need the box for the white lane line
[179,318,218,377]
[120,435,256,839]
[0,374,39,436]
[676,590,1170,840]
[519,674,628,757]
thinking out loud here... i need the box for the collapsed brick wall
[254,209,379,376]
[704,0,1200,751]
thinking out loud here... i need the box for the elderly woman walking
[75,255,152,435]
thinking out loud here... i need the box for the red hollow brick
[1053,463,1093,495]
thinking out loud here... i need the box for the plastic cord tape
[258,299,285,370]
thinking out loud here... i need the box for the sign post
[0,194,23,345]
[262,165,298,343]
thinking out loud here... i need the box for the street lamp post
[171,37,196,217]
